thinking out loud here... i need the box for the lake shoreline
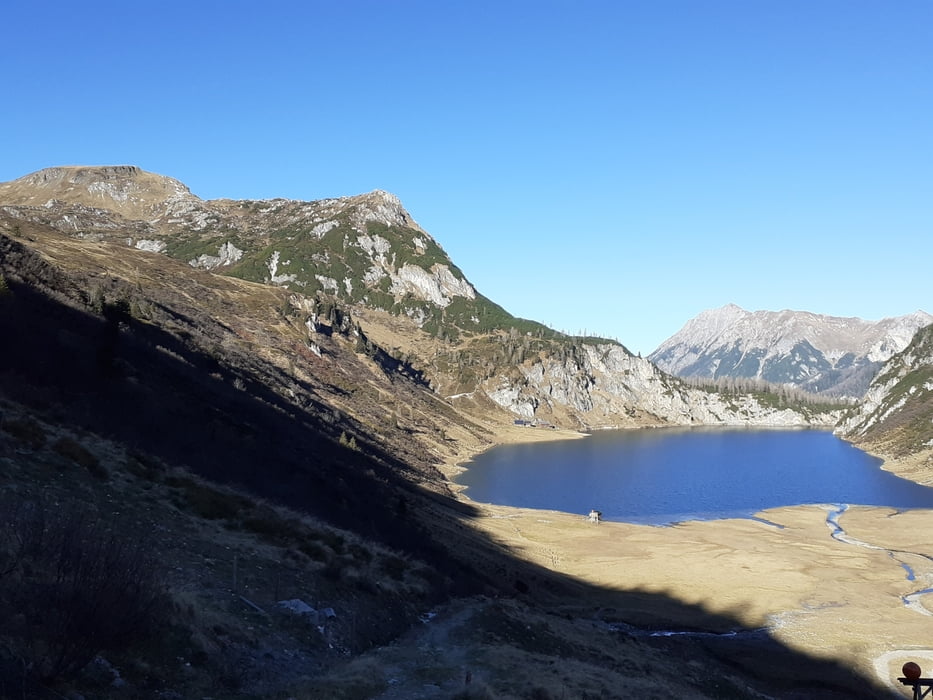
[448,423,931,525]
[874,445,933,486]
[444,421,933,502]
[440,421,933,693]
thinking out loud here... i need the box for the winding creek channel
[827,504,933,616]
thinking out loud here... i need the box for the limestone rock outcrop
[486,341,838,429]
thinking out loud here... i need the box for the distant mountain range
[649,304,932,398]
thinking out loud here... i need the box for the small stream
[598,504,933,641]
[826,504,933,616]
[607,619,769,640]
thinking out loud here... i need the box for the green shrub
[125,450,166,481]
[339,431,358,451]
[240,509,303,545]
[299,540,331,562]
[53,436,108,480]
[0,500,165,682]
[321,556,348,581]
[348,542,373,564]
[320,531,346,555]
[1,417,46,450]
[379,554,409,581]
[166,476,252,520]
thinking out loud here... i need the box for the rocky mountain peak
[0,167,479,332]
[650,304,932,398]
[676,303,749,342]
[343,189,424,234]
[0,165,202,222]
[21,164,143,186]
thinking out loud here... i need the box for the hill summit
[0,165,200,221]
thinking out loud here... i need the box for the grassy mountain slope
[837,323,933,477]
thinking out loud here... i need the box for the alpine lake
[456,427,933,525]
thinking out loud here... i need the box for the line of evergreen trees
[681,375,855,410]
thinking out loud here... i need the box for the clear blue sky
[3,1,931,355]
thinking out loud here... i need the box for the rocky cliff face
[650,304,932,398]
[0,166,832,431]
[482,340,837,429]
[835,323,933,458]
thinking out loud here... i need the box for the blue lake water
[456,428,933,525]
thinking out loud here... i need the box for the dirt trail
[368,598,487,699]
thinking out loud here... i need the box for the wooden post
[898,677,933,700]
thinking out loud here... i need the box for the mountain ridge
[837,323,933,454]
[0,166,481,334]
[1,165,837,431]
[650,303,932,398]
